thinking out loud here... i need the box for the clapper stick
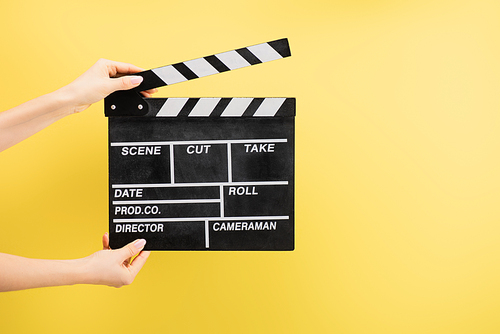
[105,38,291,116]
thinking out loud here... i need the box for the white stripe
[112,181,289,188]
[188,98,221,117]
[113,199,220,205]
[247,43,283,62]
[152,65,187,85]
[219,185,224,218]
[227,143,232,182]
[156,98,189,117]
[111,138,287,146]
[205,220,210,248]
[170,144,175,183]
[114,216,290,223]
[183,58,219,77]
[253,98,286,117]
[220,98,253,117]
[215,50,250,70]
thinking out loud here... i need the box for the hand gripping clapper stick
[105,38,295,251]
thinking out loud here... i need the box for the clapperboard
[105,38,295,251]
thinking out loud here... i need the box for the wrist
[76,252,117,287]
[54,258,90,287]
[52,85,81,116]
[73,256,96,285]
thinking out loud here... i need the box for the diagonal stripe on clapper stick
[144,97,295,117]
[135,38,291,91]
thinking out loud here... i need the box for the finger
[105,60,144,77]
[117,239,147,261]
[140,88,159,98]
[107,75,144,94]
[102,232,110,250]
[128,251,151,277]
[141,88,158,96]
[145,88,158,95]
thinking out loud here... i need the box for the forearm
[0,252,90,292]
[0,87,76,152]
[0,59,149,153]
[0,237,149,292]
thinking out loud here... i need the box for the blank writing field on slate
[231,142,291,182]
[109,146,170,184]
[223,185,291,217]
[174,144,228,183]
[106,38,295,251]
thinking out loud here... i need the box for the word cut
[187,145,211,154]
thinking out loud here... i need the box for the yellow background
[1,0,500,333]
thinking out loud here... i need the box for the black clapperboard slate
[105,38,295,250]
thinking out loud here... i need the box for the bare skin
[0,59,156,291]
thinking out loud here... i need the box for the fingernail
[134,239,146,249]
[130,76,144,85]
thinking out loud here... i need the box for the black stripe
[134,70,168,91]
[204,55,230,73]
[268,38,291,58]
[178,98,200,117]
[172,62,199,80]
[210,98,232,117]
[146,98,168,116]
[236,48,262,65]
[275,98,296,117]
[242,98,264,117]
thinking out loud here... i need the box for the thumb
[107,75,144,94]
[118,238,147,260]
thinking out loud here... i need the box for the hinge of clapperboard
[104,38,294,117]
